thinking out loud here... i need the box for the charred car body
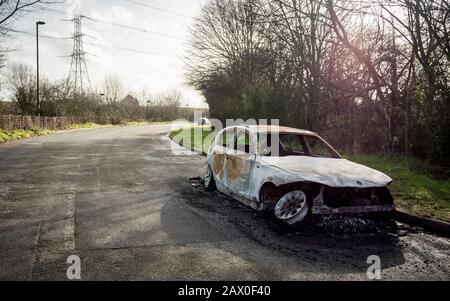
[204,125,395,225]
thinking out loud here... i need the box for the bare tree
[145,89,185,121]
[187,0,288,121]
[103,76,124,105]
[0,0,62,77]
[263,0,334,129]
[376,0,450,159]
[6,63,36,115]
[0,0,60,26]
[40,79,71,116]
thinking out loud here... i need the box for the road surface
[0,125,449,280]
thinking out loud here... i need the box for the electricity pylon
[66,15,92,96]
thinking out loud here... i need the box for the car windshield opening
[259,133,339,158]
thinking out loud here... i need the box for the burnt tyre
[204,165,216,190]
[274,190,309,225]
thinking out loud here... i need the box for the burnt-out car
[204,125,395,225]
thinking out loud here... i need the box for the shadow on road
[164,176,407,278]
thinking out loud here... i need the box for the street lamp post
[98,93,105,122]
[36,21,45,116]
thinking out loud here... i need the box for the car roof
[225,125,317,136]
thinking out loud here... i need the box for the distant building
[120,94,139,107]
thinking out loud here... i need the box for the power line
[12,51,72,58]
[38,8,68,16]
[0,27,72,40]
[2,27,179,58]
[80,15,185,40]
[88,55,181,80]
[121,0,197,19]
[84,41,177,58]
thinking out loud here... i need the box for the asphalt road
[0,125,449,280]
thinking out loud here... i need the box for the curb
[169,136,207,157]
[394,208,450,237]
[169,136,450,237]
[1,123,155,145]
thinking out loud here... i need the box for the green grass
[345,154,450,222]
[65,121,171,130]
[0,120,172,144]
[64,122,108,130]
[169,126,216,153]
[0,129,54,143]
[169,126,450,222]
[126,121,173,126]
[125,121,149,126]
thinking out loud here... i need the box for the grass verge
[0,120,171,144]
[0,128,54,143]
[169,126,216,153]
[169,126,450,222]
[345,154,450,222]
[126,121,173,126]
[63,122,109,130]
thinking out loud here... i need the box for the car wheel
[204,165,216,190]
[274,190,309,225]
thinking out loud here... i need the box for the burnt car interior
[235,130,252,153]
[219,129,252,153]
[322,186,394,208]
[258,133,340,158]
[220,129,234,148]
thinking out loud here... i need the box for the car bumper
[312,204,396,215]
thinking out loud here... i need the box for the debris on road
[189,176,397,235]
[314,215,397,234]
[189,177,205,188]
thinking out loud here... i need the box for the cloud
[2,0,207,107]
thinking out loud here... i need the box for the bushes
[187,0,450,167]
[0,129,53,143]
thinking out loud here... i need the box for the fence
[0,108,209,131]
[0,115,89,131]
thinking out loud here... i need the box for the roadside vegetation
[0,121,169,144]
[169,126,450,222]
[64,123,109,130]
[0,69,206,124]
[169,126,216,153]
[346,154,450,222]
[0,128,54,143]
[126,121,173,126]
[186,0,449,168]
[62,121,166,129]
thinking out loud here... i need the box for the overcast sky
[1,0,207,107]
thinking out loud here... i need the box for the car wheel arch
[258,181,284,211]
[259,180,321,210]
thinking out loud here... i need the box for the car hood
[260,156,392,188]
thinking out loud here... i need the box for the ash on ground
[188,176,397,234]
[313,215,397,234]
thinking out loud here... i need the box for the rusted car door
[225,128,256,197]
[211,128,235,187]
